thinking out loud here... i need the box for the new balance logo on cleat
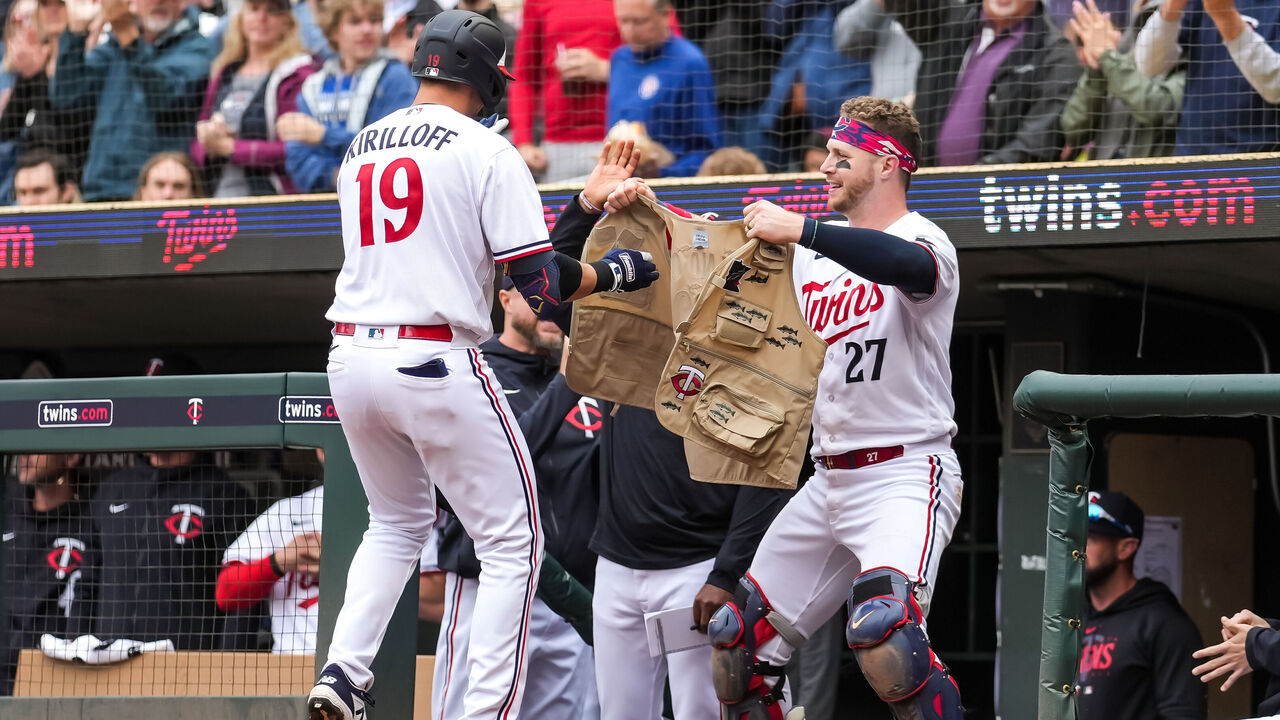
[318,675,337,685]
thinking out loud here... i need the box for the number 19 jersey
[325,103,552,343]
[793,211,959,455]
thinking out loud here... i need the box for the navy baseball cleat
[307,664,373,720]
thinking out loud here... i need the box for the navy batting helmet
[411,9,513,116]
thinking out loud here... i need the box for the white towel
[39,634,175,665]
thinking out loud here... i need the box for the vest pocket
[692,383,783,457]
[713,297,772,348]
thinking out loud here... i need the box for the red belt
[333,323,453,342]
[817,445,904,470]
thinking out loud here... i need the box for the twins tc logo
[187,398,204,425]
[670,364,706,400]
[47,537,85,579]
[564,397,603,438]
[166,504,206,545]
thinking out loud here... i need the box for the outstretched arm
[742,199,936,294]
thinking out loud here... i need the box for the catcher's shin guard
[709,575,802,720]
[846,568,962,720]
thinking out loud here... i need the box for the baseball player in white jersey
[219,484,324,654]
[715,96,963,720]
[307,10,657,720]
[607,96,964,720]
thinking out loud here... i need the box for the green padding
[1014,371,1280,426]
[1039,425,1090,720]
[537,553,593,646]
[1014,370,1280,720]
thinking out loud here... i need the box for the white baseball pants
[748,446,963,670]
[325,333,542,720]
[592,556,721,720]
[434,573,599,720]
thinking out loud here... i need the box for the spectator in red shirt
[508,0,619,182]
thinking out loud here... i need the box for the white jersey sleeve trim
[493,240,554,264]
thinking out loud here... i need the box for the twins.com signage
[0,154,1274,282]
[0,395,340,430]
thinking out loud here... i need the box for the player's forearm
[215,557,280,611]
[803,219,936,293]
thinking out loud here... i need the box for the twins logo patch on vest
[566,195,823,489]
[657,238,824,490]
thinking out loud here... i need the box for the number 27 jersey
[325,103,552,343]
[793,211,959,455]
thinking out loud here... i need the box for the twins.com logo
[37,400,114,428]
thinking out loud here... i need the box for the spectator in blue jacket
[1135,0,1279,154]
[278,0,415,193]
[607,0,720,178]
[50,0,214,201]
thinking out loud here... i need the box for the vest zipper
[678,339,810,397]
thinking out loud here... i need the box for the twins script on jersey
[793,212,959,454]
[325,103,552,344]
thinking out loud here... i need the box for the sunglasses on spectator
[1087,500,1135,537]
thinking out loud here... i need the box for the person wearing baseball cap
[1078,490,1206,720]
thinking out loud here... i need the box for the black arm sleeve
[547,194,605,334]
[550,194,600,259]
[804,218,937,295]
[707,486,793,592]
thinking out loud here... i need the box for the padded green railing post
[1037,424,1090,720]
[1013,370,1280,720]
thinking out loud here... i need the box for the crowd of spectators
[0,0,1275,203]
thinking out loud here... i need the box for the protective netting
[1,448,324,697]
[0,0,1276,204]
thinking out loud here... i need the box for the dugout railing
[0,373,417,719]
[1013,371,1280,720]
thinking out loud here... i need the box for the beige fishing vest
[656,238,825,490]
[565,195,746,406]
[565,196,823,489]
[564,198,675,408]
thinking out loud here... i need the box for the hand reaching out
[1192,618,1255,692]
[603,177,656,215]
[581,140,640,213]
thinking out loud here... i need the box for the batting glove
[597,249,658,293]
[479,114,509,134]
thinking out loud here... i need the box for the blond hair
[320,0,385,46]
[697,147,766,177]
[212,0,308,77]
